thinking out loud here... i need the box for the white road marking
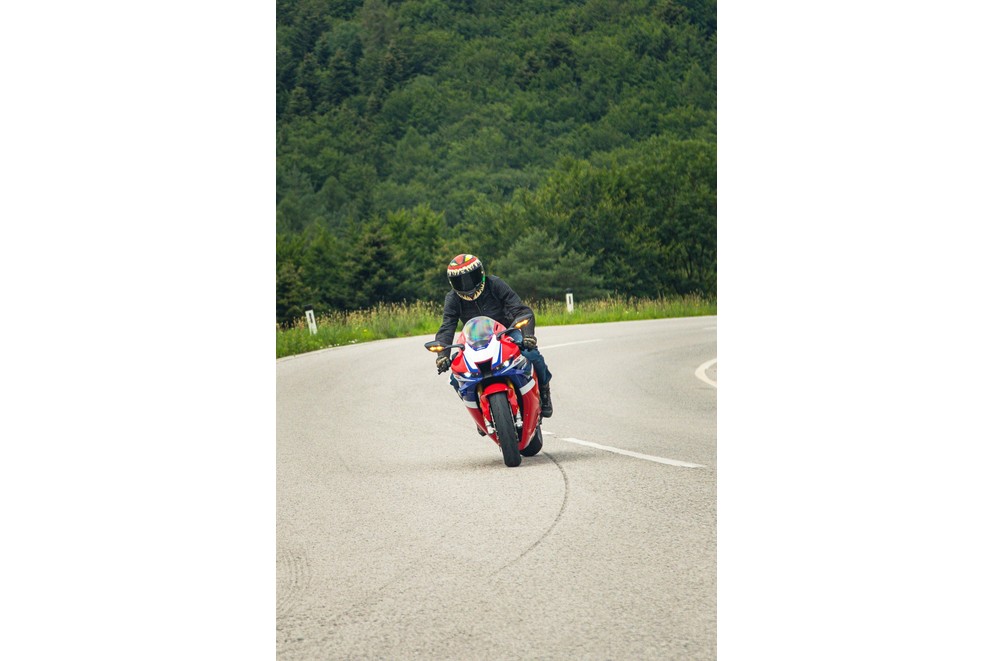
[542,431,705,468]
[695,358,717,388]
[540,339,603,350]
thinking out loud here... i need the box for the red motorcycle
[425,315,543,467]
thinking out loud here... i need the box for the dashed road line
[542,431,705,468]
[540,339,603,350]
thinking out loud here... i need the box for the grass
[276,294,716,358]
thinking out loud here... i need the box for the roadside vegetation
[276,294,715,358]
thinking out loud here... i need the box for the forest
[276,0,716,326]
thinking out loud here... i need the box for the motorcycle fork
[479,382,520,435]
[508,385,524,431]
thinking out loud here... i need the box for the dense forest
[276,0,716,325]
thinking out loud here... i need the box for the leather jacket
[434,275,535,358]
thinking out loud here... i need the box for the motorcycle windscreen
[463,317,497,350]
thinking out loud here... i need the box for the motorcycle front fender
[480,381,511,398]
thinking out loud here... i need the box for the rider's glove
[522,335,538,350]
[436,356,451,374]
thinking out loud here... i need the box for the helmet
[447,253,486,301]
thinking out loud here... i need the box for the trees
[509,138,716,298]
[344,224,408,309]
[276,232,318,327]
[275,0,716,321]
[321,49,358,105]
[496,229,606,302]
[381,204,447,300]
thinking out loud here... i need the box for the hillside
[276,0,716,325]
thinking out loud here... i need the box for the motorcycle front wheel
[489,391,522,467]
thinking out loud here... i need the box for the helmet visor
[449,267,484,294]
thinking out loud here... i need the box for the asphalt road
[277,315,717,660]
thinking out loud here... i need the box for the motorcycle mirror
[512,315,533,329]
[424,341,445,352]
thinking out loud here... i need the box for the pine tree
[496,229,606,302]
[276,261,318,326]
[321,49,358,105]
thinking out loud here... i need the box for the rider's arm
[492,276,536,337]
[434,292,461,358]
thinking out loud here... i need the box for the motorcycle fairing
[447,316,543,449]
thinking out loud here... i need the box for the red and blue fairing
[450,317,541,450]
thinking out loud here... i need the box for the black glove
[436,356,451,374]
[522,335,538,350]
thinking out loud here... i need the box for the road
[277,315,717,659]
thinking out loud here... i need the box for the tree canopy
[276,0,716,325]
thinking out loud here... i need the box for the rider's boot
[539,384,554,418]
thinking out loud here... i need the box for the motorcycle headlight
[510,355,526,369]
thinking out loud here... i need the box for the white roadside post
[304,305,318,335]
[566,289,574,313]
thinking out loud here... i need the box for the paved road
[277,316,717,659]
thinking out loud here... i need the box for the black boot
[539,384,554,418]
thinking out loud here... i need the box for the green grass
[276,295,716,358]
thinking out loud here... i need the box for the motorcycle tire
[489,391,522,468]
[521,424,543,457]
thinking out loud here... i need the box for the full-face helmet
[446,253,486,301]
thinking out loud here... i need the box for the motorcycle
[425,314,544,467]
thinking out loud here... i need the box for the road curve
[277,316,717,659]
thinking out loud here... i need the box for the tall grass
[276,301,441,358]
[276,295,715,358]
[533,293,716,325]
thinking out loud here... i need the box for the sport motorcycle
[425,314,544,467]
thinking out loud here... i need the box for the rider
[433,253,554,417]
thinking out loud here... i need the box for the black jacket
[435,274,535,358]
